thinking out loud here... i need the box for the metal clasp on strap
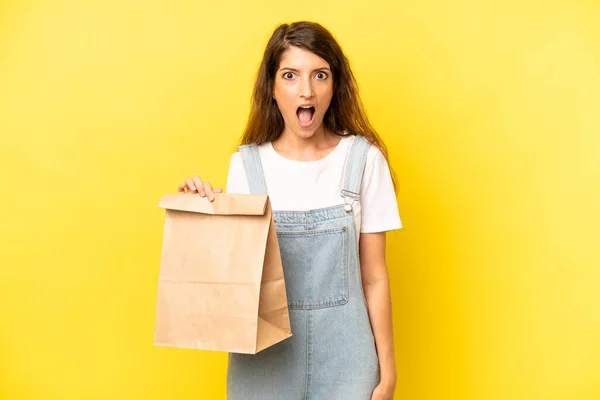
[341,189,359,213]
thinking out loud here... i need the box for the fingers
[179,176,223,202]
[184,177,198,193]
[192,176,204,195]
[204,182,215,201]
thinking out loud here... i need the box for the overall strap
[237,144,268,195]
[340,135,371,211]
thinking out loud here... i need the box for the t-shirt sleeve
[360,148,402,233]
[225,152,251,194]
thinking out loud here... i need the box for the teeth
[300,106,313,108]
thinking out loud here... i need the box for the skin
[179,46,397,400]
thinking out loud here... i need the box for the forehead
[278,46,330,70]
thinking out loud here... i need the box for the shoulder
[350,135,387,170]
[228,151,242,167]
[365,141,384,169]
[229,141,268,161]
[227,141,271,177]
[358,137,394,188]
[226,150,250,194]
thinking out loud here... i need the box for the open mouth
[296,106,315,127]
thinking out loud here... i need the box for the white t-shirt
[225,135,402,234]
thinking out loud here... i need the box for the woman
[178,21,401,400]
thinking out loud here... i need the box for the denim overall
[227,136,379,400]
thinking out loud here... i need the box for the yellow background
[1,0,599,399]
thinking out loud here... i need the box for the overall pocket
[276,226,349,310]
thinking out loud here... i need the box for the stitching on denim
[304,310,310,400]
[276,226,347,237]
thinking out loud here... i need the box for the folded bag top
[158,193,268,216]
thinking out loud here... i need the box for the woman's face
[273,46,334,139]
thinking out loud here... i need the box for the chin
[293,120,325,138]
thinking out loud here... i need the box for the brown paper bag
[154,193,292,354]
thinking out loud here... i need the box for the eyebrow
[278,67,331,72]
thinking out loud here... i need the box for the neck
[276,124,330,149]
[272,124,341,161]
[273,125,341,161]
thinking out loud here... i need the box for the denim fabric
[228,137,379,399]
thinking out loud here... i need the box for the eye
[315,71,328,80]
[282,72,295,80]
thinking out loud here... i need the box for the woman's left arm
[360,232,397,399]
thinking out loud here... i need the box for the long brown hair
[240,21,395,188]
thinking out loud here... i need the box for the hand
[178,175,223,202]
[370,381,396,400]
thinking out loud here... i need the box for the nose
[299,77,314,99]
